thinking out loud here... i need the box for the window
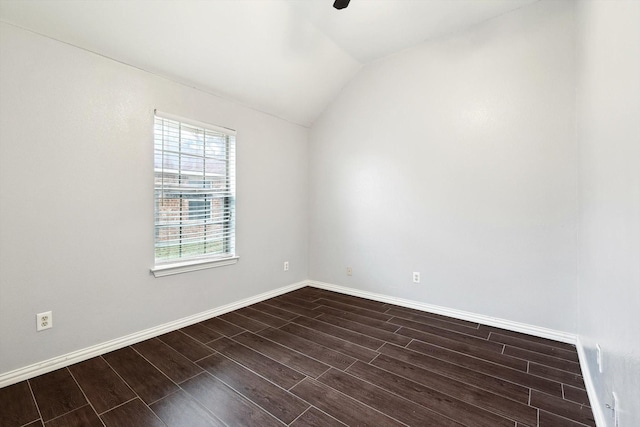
[151,111,237,277]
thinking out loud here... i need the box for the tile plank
[539,410,590,427]
[208,337,305,389]
[391,316,500,348]
[290,378,405,427]
[315,313,411,346]
[249,302,300,321]
[101,398,165,427]
[280,322,378,362]
[103,347,178,405]
[68,356,136,414]
[179,323,222,344]
[261,299,322,318]
[218,312,270,333]
[181,373,283,427]
[313,298,393,321]
[563,384,591,407]
[30,368,87,421]
[232,331,330,378]
[529,363,586,389]
[257,327,356,370]
[309,291,388,312]
[480,325,578,352]
[397,326,528,371]
[274,294,322,310]
[293,316,384,350]
[386,307,485,335]
[157,330,214,362]
[505,345,582,374]
[198,353,308,423]
[199,317,245,337]
[0,381,40,427]
[44,405,102,427]
[408,339,563,397]
[490,333,579,362]
[379,343,530,403]
[150,389,226,427]
[372,353,538,426]
[235,307,289,328]
[290,407,346,427]
[531,390,595,426]
[384,305,480,328]
[132,338,203,384]
[344,363,513,427]
[313,305,400,332]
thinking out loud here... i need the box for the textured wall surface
[576,1,640,425]
[0,23,309,375]
[309,0,577,332]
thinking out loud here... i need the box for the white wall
[0,23,308,375]
[576,1,640,425]
[309,0,577,332]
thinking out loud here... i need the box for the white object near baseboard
[576,337,607,427]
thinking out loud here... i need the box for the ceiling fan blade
[333,0,350,10]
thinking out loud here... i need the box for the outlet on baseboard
[413,272,420,283]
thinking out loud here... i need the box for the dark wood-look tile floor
[0,287,596,427]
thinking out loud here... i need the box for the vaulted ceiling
[0,0,538,126]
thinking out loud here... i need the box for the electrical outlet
[284,261,289,271]
[596,343,603,373]
[346,266,352,276]
[413,272,420,283]
[37,311,53,331]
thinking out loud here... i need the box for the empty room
[0,0,638,426]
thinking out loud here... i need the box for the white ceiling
[0,0,538,126]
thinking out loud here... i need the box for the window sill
[151,256,239,278]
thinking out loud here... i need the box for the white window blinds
[154,112,236,266]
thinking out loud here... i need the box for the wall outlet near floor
[346,266,352,276]
[37,311,53,331]
[283,261,289,271]
[596,343,603,373]
[413,272,420,283]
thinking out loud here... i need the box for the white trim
[154,109,237,135]
[151,256,239,277]
[308,280,577,345]
[576,337,607,427]
[0,280,309,388]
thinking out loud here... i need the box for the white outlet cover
[37,311,53,331]
[596,343,602,373]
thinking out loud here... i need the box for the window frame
[150,110,238,277]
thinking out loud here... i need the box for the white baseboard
[0,280,309,388]
[0,279,581,389]
[308,280,577,345]
[576,337,607,427]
